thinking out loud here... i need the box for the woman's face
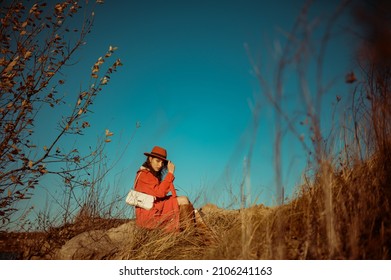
[149,157,165,172]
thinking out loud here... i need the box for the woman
[133,146,195,232]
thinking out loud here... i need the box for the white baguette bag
[126,173,155,210]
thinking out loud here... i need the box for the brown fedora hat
[144,146,168,161]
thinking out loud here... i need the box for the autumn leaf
[39,168,48,174]
[70,5,78,14]
[4,56,19,72]
[10,176,23,186]
[29,3,39,14]
[10,176,17,183]
[24,51,32,59]
[345,72,357,84]
[7,154,15,162]
[82,121,90,128]
[38,55,47,63]
[114,59,123,67]
[101,76,108,85]
[17,192,26,199]
[105,129,114,137]
[92,66,99,74]
[97,57,104,65]
[54,3,65,15]
[109,46,118,52]
[38,165,47,174]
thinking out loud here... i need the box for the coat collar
[138,166,150,173]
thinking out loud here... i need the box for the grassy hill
[2,147,389,260]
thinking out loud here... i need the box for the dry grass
[111,143,390,260]
[113,227,212,260]
[1,149,390,260]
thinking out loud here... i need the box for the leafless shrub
[0,0,122,228]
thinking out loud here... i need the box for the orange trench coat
[134,167,179,232]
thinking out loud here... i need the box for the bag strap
[133,170,177,197]
[133,172,141,190]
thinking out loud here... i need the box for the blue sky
[25,0,359,221]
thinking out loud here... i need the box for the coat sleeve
[135,170,175,198]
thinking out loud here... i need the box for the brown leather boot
[194,209,216,244]
[194,209,208,231]
[179,204,196,232]
[194,209,214,234]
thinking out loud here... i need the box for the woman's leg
[177,196,195,231]
[176,196,190,205]
[176,196,213,237]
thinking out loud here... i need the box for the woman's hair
[142,157,167,181]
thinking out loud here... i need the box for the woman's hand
[167,161,175,174]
